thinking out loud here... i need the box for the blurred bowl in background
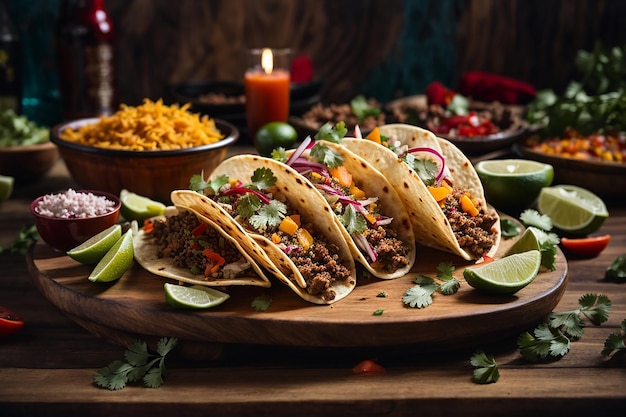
[170,79,323,139]
[0,141,59,183]
[30,190,121,252]
[514,142,626,202]
[50,118,239,204]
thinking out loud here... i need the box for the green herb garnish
[602,319,626,358]
[605,255,626,281]
[470,350,499,384]
[94,337,178,390]
[251,294,272,312]
[403,262,460,308]
[517,293,611,361]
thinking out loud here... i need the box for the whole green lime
[475,159,554,215]
[254,122,298,156]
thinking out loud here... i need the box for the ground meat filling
[442,189,499,259]
[366,226,410,272]
[151,211,252,279]
[216,196,352,301]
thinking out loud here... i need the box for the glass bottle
[0,0,21,113]
[57,0,116,120]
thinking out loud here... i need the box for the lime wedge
[463,250,541,294]
[67,224,122,265]
[0,175,14,202]
[88,230,134,282]
[475,159,553,214]
[120,189,166,222]
[537,185,608,236]
[164,283,230,309]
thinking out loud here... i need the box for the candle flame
[261,48,273,74]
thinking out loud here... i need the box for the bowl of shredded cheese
[50,99,239,203]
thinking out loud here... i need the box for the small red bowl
[29,190,121,252]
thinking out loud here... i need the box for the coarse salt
[35,189,116,218]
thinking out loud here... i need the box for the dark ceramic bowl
[0,141,59,183]
[50,118,238,203]
[30,190,121,252]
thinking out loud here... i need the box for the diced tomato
[352,359,386,375]
[0,306,25,339]
[191,222,208,236]
[560,235,611,258]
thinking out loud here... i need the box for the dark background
[6,0,626,127]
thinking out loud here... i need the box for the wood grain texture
[1,158,626,417]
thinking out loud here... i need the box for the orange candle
[244,48,291,139]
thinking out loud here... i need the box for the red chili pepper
[352,359,386,375]
[191,222,208,236]
[561,235,611,258]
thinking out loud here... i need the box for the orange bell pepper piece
[329,166,353,187]
[364,127,382,144]
[460,194,479,216]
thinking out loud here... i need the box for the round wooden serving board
[27,231,568,358]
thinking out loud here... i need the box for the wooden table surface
[1,151,625,417]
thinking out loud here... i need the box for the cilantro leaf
[601,319,626,357]
[436,262,455,280]
[470,350,500,384]
[517,324,571,361]
[248,199,287,231]
[271,147,288,162]
[518,293,612,361]
[340,204,367,234]
[236,193,262,219]
[579,293,611,325]
[310,142,344,168]
[189,172,229,195]
[0,224,39,255]
[314,121,347,143]
[439,278,460,295]
[350,95,381,122]
[252,294,272,312]
[403,284,435,309]
[94,338,178,390]
[519,209,553,231]
[377,291,387,298]
[402,154,438,186]
[373,309,384,316]
[500,219,521,239]
[250,167,277,190]
[605,255,626,281]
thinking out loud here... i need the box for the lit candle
[244,48,291,139]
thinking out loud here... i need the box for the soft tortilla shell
[291,141,416,279]
[343,124,500,260]
[205,155,357,304]
[133,206,272,288]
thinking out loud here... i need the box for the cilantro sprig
[314,121,347,143]
[602,319,626,358]
[403,262,460,308]
[517,293,611,361]
[470,350,499,384]
[0,224,39,255]
[94,337,178,390]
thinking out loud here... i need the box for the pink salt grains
[35,189,116,219]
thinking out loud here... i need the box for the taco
[134,206,273,288]
[177,155,357,304]
[343,123,501,261]
[279,136,416,279]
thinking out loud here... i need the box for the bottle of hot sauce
[57,0,116,120]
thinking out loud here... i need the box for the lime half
[463,250,541,294]
[475,159,553,214]
[120,189,166,222]
[67,224,122,265]
[164,283,230,309]
[537,185,608,236]
[0,175,14,202]
[88,230,134,282]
